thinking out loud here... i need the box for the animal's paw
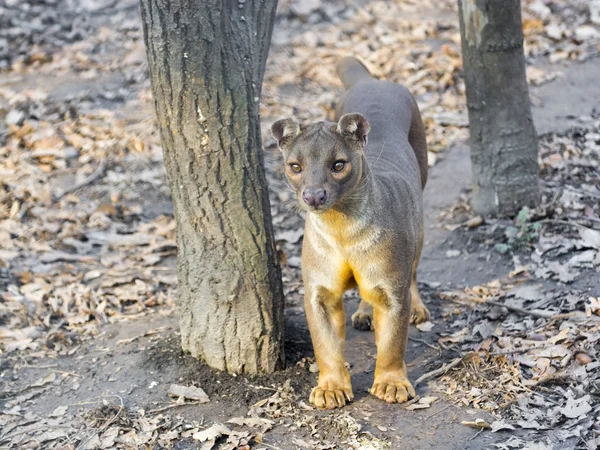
[410,303,431,324]
[351,311,374,331]
[309,382,353,409]
[370,377,416,404]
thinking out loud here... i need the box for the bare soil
[1,1,599,449]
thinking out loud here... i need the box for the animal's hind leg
[351,299,374,331]
[410,228,430,324]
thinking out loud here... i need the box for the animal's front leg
[366,286,415,404]
[305,285,352,409]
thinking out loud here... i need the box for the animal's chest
[306,217,389,277]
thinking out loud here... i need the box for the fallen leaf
[227,416,274,433]
[405,396,438,410]
[31,372,56,387]
[578,227,600,249]
[490,420,515,432]
[167,384,210,403]
[559,395,592,419]
[193,423,232,442]
[100,427,119,447]
[416,321,434,332]
[49,405,68,417]
[546,327,570,345]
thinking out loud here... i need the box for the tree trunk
[140,0,284,373]
[458,0,540,217]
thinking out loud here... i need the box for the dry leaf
[193,423,232,442]
[31,372,56,387]
[49,405,68,417]
[167,384,210,403]
[416,321,434,332]
[226,417,274,433]
[405,396,438,410]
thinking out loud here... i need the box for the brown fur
[271,56,430,409]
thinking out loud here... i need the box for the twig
[261,443,284,450]
[55,158,107,200]
[485,344,547,356]
[245,383,278,392]
[147,399,202,414]
[116,326,169,346]
[486,299,574,319]
[468,428,485,441]
[579,437,595,450]
[21,363,58,369]
[147,403,182,414]
[53,369,80,377]
[424,404,452,420]
[440,292,577,320]
[409,336,442,354]
[563,184,600,200]
[485,299,598,322]
[522,386,561,406]
[0,425,73,442]
[75,395,123,450]
[414,357,464,387]
[536,218,594,231]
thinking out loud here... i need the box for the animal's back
[335,57,428,189]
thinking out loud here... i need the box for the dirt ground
[1,0,599,449]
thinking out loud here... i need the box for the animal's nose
[302,188,327,207]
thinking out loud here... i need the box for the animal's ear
[336,113,370,147]
[271,118,300,151]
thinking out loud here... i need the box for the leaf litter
[1,0,600,449]
[430,122,600,448]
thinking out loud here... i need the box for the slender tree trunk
[140,0,284,373]
[458,0,540,217]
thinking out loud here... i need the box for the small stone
[528,0,551,20]
[574,25,599,42]
[290,0,320,21]
[5,110,24,126]
[591,0,600,25]
[427,151,437,167]
[308,362,319,373]
[467,216,484,228]
[446,249,461,258]
[585,132,600,143]
[545,23,563,41]
[302,31,319,48]
[575,352,592,365]
[63,146,80,159]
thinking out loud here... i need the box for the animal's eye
[289,163,302,174]
[332,160,346,172]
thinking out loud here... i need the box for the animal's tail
[336,56,373,90]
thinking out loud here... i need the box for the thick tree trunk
[140,0,284,373]
[458,0,540,217]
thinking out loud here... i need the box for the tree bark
[140,0,284,373]
[458,0,540,217]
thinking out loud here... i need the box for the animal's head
[271,114,370,214]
